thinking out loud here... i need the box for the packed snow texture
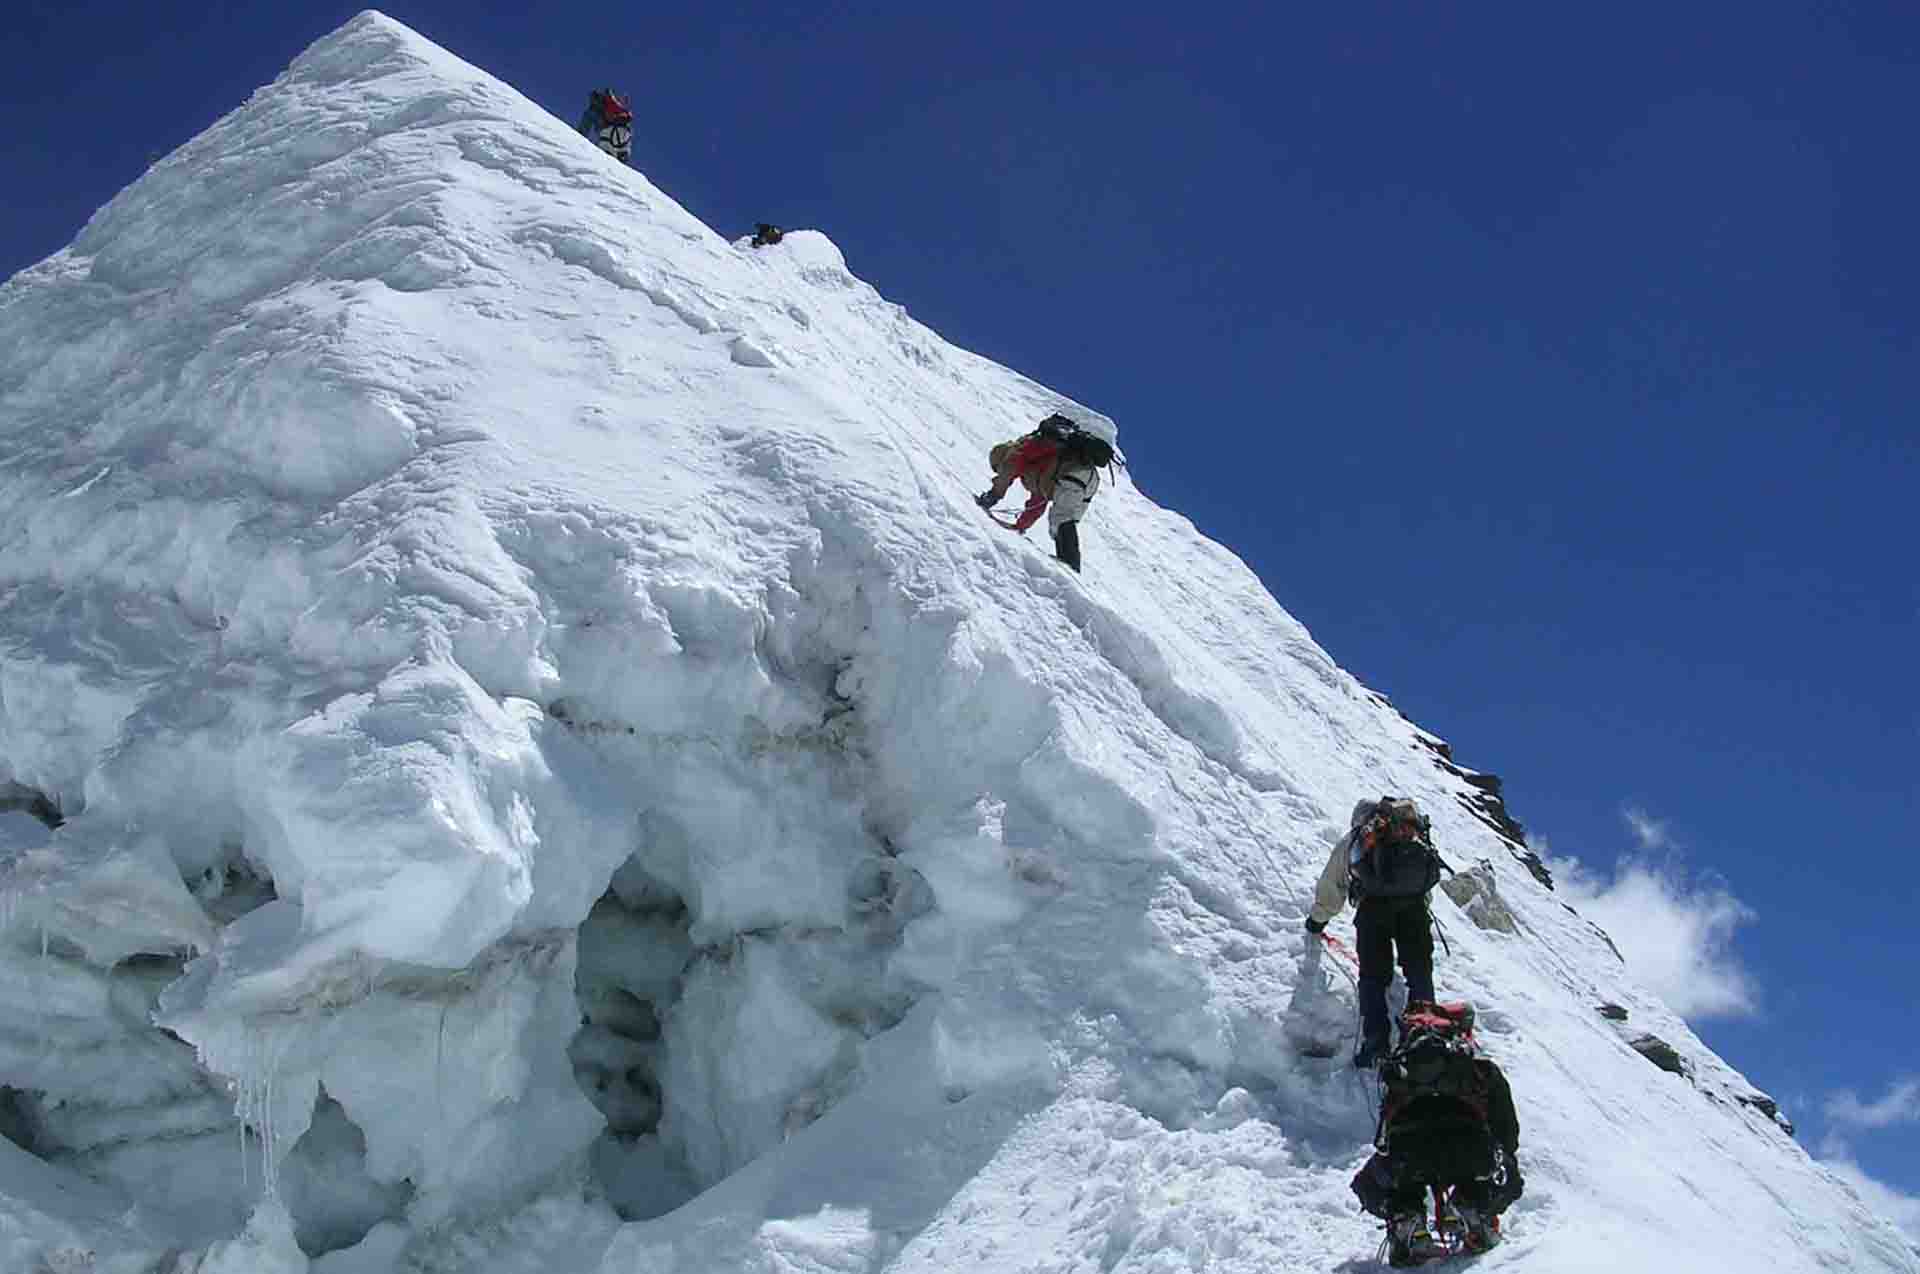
[0,12,1912,1273]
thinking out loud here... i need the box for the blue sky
[5,0,1916,1222]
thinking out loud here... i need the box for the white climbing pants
[1049,464,1100,534]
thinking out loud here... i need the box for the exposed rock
[1738,1092,1796,1136]
[1597,1003,1630,1021]
[1589,919,1625,961]
[1446,767,1529,848]
[1564,906,1626,961]
[1415,744,1552,889]
[1411,729,1453,763]
[1514,850,1555,891]
[1362,695,1551,890]
[1629,1034,1688,1076]
[1439,862,1520,935]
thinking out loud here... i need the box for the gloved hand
[1304,917,1326,935]
[975,491,998,510]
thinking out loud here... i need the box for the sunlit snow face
[0,7,1902,1273]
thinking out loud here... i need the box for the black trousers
[1353,1139,1514,1221]
[1054,521,1081,571]
[1389,1131,1494,1215]
[1355,895,1435,1047]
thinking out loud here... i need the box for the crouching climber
[976,413,1115,572]
[1305,797,1444,1067]
[1351,1002,1524,1266]
[579,88,635,164]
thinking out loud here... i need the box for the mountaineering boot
[1054,521,1081,572]
[1387,1213,1441,1267]
[1353,1033,1388,1069]
[1452,1203,1500,1253]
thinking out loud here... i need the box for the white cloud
[1828,1077,1920,1131]
[1553,848,1757,1020]
[1622,804,1673,851]
[1819,1139,1920,1253]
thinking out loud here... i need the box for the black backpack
[1038,413,1116,469]
[1348,796,1440,900]
[1378,1025,1493,1150]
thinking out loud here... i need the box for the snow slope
[0,12,1912,1272]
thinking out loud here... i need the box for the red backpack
[594,90,634,127]
[1400,1000,1476,1047]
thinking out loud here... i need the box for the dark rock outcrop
[1738,1092,1796,1136]
[1629,1034,1688,1076]
[1367,698,1553,891]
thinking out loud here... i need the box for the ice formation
[0,12,1912,1273]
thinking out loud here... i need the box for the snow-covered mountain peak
[1,12,1913,1272]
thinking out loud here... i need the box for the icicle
[237,1077,250,1195]
[235,1038,256,1196]
[436,999,449,1161]
[230,1025,289,1200]
[263,1029,280,1201]
[36,921,53,1072]
[252,1026,290,1201]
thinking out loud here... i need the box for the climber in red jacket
[976,413,1113,571]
